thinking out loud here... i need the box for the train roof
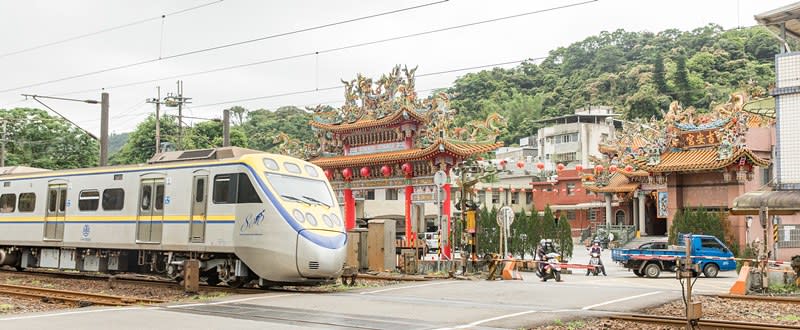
[0,147,283,181]
[0,166,51,176]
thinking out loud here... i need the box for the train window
[59,188,66,212]
[0,194,16,213]
[304,165,319,178]
[48,190,58,212]
[102,189,125,211]
[263,158,279,171]
[213,175,234,204]
[266,173,334,207]
[140,185,152,211]
[284,162,301,174]
[237,173,261,203]
[195,178,205,203]
[78,190,100,211]
[18,193,35,212]
[155,184,164,210]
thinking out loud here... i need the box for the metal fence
[590,223,637,247]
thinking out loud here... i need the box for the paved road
[0,246,737,329]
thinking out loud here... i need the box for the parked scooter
[537,252,562,282]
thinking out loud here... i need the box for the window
[555,152,577,163]
[237,173,261,203]
[478,191,486,203]
[761,165,772,186]
[385,189,398,200]
[18,193,35,212]
[525,191,532,204]
[155,184,165,210]
[700,238,724,250]
[589,209,597,221]
[266,172,334,207]
[491,191,500,204]
[511,192,518,204]
[284,162,301,174]
[213,175,233,203]
[566,183,575,196]
[566,210,576,221]
[263,158,279,171]
[214,173,262,204]
[102,189,125,211]
[365,190,375,200]
[48,190,58,212]
[140,185,152,211]
[195,178,205,203]
[78,190,100,211]
[0,194,16,213]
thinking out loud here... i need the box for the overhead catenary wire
[0,0,452,94]
[0,0,224,60]
[24,0,596,98]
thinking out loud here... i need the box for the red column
[344,188,355,230]
[443,183,452,259]
[405,185,414,246]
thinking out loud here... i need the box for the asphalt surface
[0,244,738,329]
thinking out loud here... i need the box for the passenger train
[0,147,346,286]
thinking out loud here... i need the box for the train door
[189,175,208,242]
[43,183,67,241]
[136,178,164,243]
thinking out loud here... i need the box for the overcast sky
[0,0,795,135]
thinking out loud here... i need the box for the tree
[477,206,499,255]
[509,209,529,258]
[556,214,574,259]
[668,208,732,250]
[0,108,98,169]
[673,53,691,106]
[653,52,667,94]
[187,120,248,149]
[541,206,558,241]
[243,106,314,152]
[111,115,180,165]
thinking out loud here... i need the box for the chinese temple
[585,92,774,246]
[308,66,503,257]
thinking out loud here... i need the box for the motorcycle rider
[536,239,555,280]
[586,240,607,276]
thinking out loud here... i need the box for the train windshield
[265,173,334,208]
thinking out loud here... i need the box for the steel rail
[0,283,166,306]
[715,294,800,304]
[610,313,800,330]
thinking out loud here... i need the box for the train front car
[235,154,346,285]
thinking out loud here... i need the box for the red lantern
[575,164,583,172]
[516,161,525,169]
[511,188,517,193]
[324,169,334,180]
[498,187,505,192]
[532,188,537,192]
[556,163,565,171]
[594,164,604,173]
[360,166,371,178]
[380,165,392,177]
[536,162,545,170]
[486,187,493,192]
[624,165,633,172]
[401,162,413,177]
[499,159,507,167]
[609,165,618,173]
[342,168,353,181]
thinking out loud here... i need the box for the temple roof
[636,148,770,173]
[310,108,429,133]
[584,173,640,193]
[311,139,502,168]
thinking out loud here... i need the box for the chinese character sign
[679,129,720,148]
[657,191,669,218]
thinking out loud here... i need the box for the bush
[668,208,729,246]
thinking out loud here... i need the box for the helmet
[539,239,547,246]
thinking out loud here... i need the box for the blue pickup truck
[611,234,736,278]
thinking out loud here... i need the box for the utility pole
[146,87,162,154]
[1,121,6,168]
[222,109,230,147]
[100,92,109,166]
[177,80,183,149]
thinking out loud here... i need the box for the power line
[0,0,451,94]
[0,0,224,59]
[35,0,594,97]
[191,58,538,108]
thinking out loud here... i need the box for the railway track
[610,313,800,330]
[0,283,166,306]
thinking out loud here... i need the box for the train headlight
[329,213,342,227]
[293,209,305,223]
[322,215,333,228]
[305,213,318,226]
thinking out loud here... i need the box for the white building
[532,107,620,171]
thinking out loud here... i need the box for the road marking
[433,309,539,330]
[359,281,458,295]
[581,291,662,310]
[165,293,296,308]
[0,307,145,321]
